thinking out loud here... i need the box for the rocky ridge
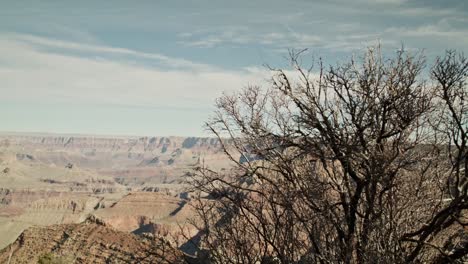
[0,215,185,264]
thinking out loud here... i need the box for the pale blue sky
[1,0,467,136]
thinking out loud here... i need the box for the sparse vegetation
[37,252,72,264]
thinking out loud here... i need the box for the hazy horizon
[0,129,216,138]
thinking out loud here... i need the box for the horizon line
[0,130,216,139]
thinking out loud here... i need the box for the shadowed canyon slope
[0,133,232,259]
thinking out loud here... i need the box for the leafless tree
[186,47,468,263]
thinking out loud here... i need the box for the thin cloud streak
[0,34,271,110]
[9,33,214,71]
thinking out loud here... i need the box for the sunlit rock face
[0,133,233,251]
[0,217,184,264]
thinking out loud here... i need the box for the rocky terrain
[0,133,229,188]
[0,215,185,263]
[0,132,231,260]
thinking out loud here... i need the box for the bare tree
[186,47,468,263]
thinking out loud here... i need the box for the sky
[0,0,467,137]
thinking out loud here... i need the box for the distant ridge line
[0,131,216,139]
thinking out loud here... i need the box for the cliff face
[0,135,223,153]
[0,133,231,255]
[0,134,231,185]
[0,216,184,264]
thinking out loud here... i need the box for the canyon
[0,132,231,261]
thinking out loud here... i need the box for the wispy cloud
[175,0,465,54]
[0,34,270,111]
[384,20,468,49]
[178,28,324,49]
[386,25,468,39]
[0,0,467,135]
[10,33,214,71]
